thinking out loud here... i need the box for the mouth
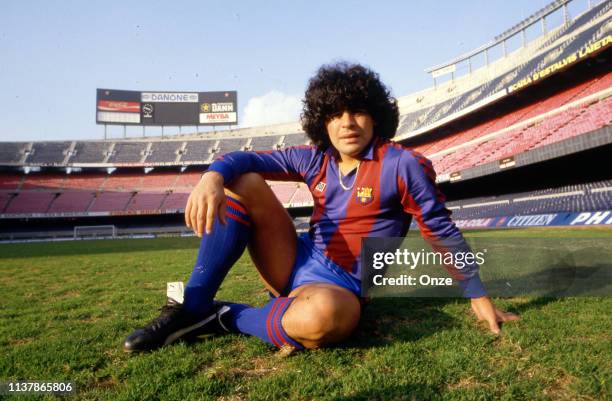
[339,132,361,140]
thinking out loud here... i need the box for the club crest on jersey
[356,186,374,204]
[315,182,326,192]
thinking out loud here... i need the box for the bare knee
[224,172,282,217]
[284,286,361,349]
[224,173,266,203]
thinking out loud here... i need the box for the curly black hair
[301,62,399,150]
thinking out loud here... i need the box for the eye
[328,111,342,121]
[353,109,368,117]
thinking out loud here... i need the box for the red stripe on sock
[266,299,282,348]
[272,298,290,346]
[226,198,247,215]
[226,211,250,227]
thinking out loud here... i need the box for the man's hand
[185,171,227,237]
[470,296,519,334]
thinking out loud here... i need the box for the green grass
[0,229,610,400]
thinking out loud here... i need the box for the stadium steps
[102,143,116,164]
[62,142,77,165]
[0,192,16,213]
[176,142,188,163]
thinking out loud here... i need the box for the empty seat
[48,191,94,213]
[4,192,56,214]
[88,192,133,213]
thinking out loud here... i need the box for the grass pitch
[0,229,610,400]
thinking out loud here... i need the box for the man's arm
[207,146,319,184]
[397,150,519,333]
[186,146,319,236]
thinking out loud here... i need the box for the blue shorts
[282,233,362,297]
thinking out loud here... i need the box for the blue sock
[183,196,250,317]
[220,298,304,349]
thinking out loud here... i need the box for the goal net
[73,225,117,239]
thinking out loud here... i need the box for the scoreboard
[96,89,237,126]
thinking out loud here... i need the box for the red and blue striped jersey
[209,137,486,298]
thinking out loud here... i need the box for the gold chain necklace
[338,161,361,191]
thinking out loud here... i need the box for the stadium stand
[68,142,110,164]
[102,173,143,191]
[24,142,71,165]
[4,192,56,214]
[107,142,147,164]
[417,72,612,175]
[21,174,66,190]
[87,192,133,213]
[161,193,189,210]
[62,174,107,190]
[216,137,248,153]
[174,172,202,191]
[290,184,314,206]
[268,182,299,205]
[0,174,24,190]
[47,191,95,214]
[180,140,216,162]
[448,179,612,219]
[282,133,309,147]
[145,141,183,164]
[140,172,180,190]
[0,142,27,164]
[0,192,14,213]
[250,135,282,151]
[127,193,167,212]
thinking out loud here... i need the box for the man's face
[325,110,374,162]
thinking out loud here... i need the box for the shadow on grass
[345,262,610,350]
[346,298,458,349]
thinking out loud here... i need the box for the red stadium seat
[87,192,133,213]
[421,78,611,175]
[161,193,189,210]
[4,192,56,214]
[127,193,167,211]
[48,191,95,214]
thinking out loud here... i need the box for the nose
[339,111,357,127]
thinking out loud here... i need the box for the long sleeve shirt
[208,137,486,298]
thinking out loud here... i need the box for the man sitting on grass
[124,62,518,353]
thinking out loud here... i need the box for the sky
[0,0,588,142]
